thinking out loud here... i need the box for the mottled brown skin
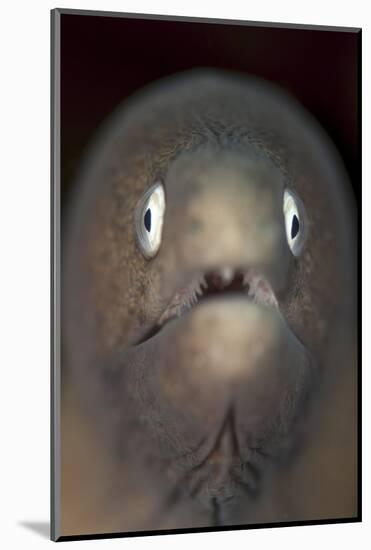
[61,70,357,536]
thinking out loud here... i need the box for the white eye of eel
[135,182,166,259]
[283,189,307,256]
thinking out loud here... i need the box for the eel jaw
[127,267,312,507]
[156,266,278,331]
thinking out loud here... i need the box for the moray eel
[61,70,357,535]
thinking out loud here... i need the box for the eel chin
[122,266,314,503]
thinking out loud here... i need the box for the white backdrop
[0,0,368,548]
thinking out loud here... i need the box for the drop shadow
[19,521,50,539]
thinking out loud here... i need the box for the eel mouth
[137,266,279,345]
[152,266,278,337]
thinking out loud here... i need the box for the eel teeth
[200,275,207,289]
[220,266,234,285]
[243,272,250,287]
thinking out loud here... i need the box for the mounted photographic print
[51,8,360,541]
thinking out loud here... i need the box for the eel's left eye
[135,182,166,259]
[283,189,306,256]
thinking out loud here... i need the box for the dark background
[60,13,360,209]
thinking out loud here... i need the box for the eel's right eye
[283,189,307,257]
[135,182,166,259]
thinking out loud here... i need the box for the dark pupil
[144,208,151,232]
[291,214,300,239]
